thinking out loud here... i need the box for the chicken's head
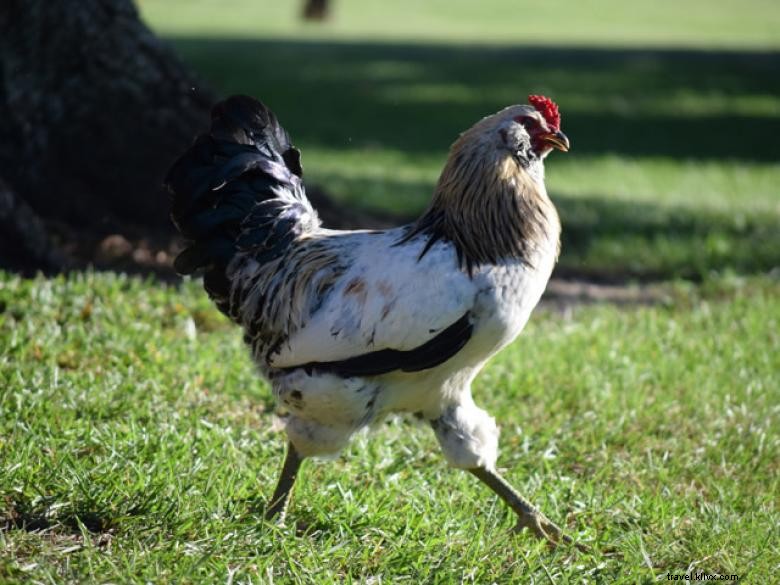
[495,95,569,166]
[413,95,568,270]
[439,94,570,190]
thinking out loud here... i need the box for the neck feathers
[407,133,560,273]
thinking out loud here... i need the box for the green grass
[138,0,780,49]
[136,0,780,280]
[1,273,778,582]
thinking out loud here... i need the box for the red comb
[528,95,561,130]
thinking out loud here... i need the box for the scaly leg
[265,442,303,522]
[469,467,588,552]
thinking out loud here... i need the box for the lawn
[1,0,779,583]
[1,273,777,582]
[138,0,780,49]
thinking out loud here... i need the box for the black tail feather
[166,95,315,313]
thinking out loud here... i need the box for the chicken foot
[265,442,303,522]
[469,467,588,552]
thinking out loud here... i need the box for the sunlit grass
[138,0,780,49]
[1,273,778,582]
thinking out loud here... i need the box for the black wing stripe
[284,313,473,378]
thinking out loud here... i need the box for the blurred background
[142,0,780,283]
[1,0,778,283]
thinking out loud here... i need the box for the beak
[539,129,570,152]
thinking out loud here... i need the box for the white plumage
[263,226,557,463]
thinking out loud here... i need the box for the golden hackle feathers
[407,111,560,273]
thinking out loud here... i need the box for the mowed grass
[1,273,778,582]
[0,273,777,582]
[137,0,780,281]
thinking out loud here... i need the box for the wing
[287,312,474,377]
[267,230,478,374]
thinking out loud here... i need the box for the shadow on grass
[554,194,780,281]
[3,486,175,537]
[4,494,116,535]
[169,37,780,163]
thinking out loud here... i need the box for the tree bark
[0,0,215,271]
[302,0,331,21]
[0,178,64,273]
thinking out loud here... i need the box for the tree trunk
[302,0,331,21]
[0,0,215,271]
[0,178,65,273]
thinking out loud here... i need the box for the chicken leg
[469,467,587,551]
[265,442,303,521]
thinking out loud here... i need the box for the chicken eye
[513,115,537,131]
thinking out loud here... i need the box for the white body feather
[239,221,558,468]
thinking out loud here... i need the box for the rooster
[166,94,576,548]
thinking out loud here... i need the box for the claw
[470,466,590,553]
[514,512,560,547]
[513,514,591,552]
[526,516,591,553]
